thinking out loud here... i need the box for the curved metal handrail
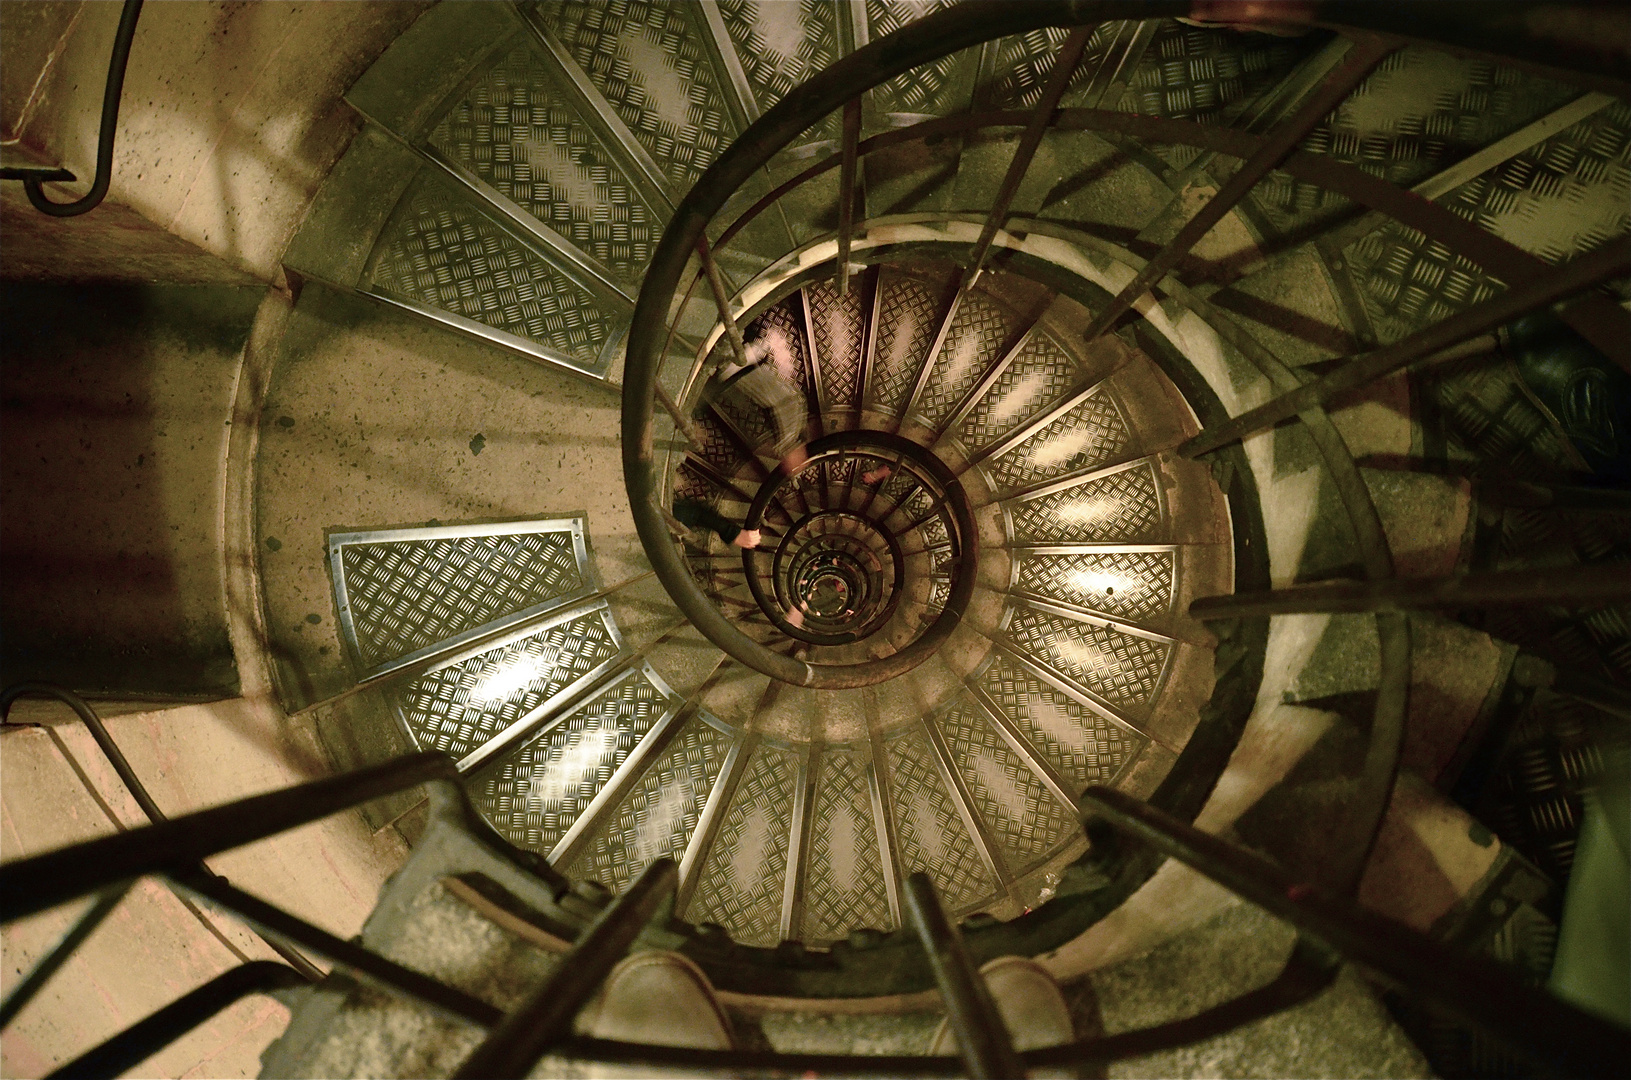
[0,682,325,983]
[615,0,1626,1016]
[764,510,905,643]
[621,0,1416,963]
[10,0,144,217]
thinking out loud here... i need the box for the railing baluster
[1180,237,1631,457]
[1080,787,1631,1076]
[697,235,751,371]
[0,684,323,982]
[43,961,307,1080]
[904,873,1022,1080]
[180,872,502,1028]
[453,859,680,1080]
[1080,35,1395,342]
[1190,563,1631,619]
[1,753,461,922]
[0,883,131,1029]
[961,26,1094,292]
[836,96,863,297]
[654,383,702,449]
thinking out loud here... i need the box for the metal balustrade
[3,743,1624,1077]
[3,0,1628,1074]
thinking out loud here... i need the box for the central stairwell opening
[4,1,1628,1076]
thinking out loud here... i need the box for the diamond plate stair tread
[689,410,752,479]
[1009,463,1163,544]
[368,176,613,368]
[915,291,1021,430]
[535,0,735,189]
[1014,549,1175,623]
[687,742,799,946]
[755,295,816,399]
[427,40,662,285]
[1107,20,1317,125]
[935,695,1079,872]
[394,610,616,760]
[981,652,1144,790]
[804,280,866,413]
[1006,607,1171,712]
[339,530,584,671]
[1451,99,1628,267]
[803,748,894,940]
[869,270,945,415]
[960,331,1081,452]
[987,25,1120,110]
[1345,221,1506,346]
[986,391,1131,493]
[707,371,775,452]
[865,0,963,121]
[1255,46,1579,238]
[471,667,672,854]
[719,0,841,116]
[1345,99,1629,345]
[565,715,731,894]
[885,725,998,913]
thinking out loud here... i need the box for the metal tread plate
[364,171,622,375]
[801,745,895,940]
[685,738,800,946]
[329,517,593,677]
[471,663,679,855]
[389,601,622,768]
[425,34,665,287]
[564,710,736,896]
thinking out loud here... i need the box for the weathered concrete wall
[1,0,432,285]
[0,695,409,1078]
[0,184,259,285]
[0,283,262,697]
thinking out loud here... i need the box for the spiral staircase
[4,1,1629,1077]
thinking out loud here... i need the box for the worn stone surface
[0,702,405,1079]
[754,1009,944,1056]
[7,1,432,284]
[266,880,559,1080]
[1089,902,1432,1079]
[254,282,634,712]
[1,283,262,697]
[0,185,259,284]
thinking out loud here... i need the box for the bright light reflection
[471,653,550,703]
[1026,698,1088,753]
[988,373,1048,426]
[1069,568,1124,597]
[1053,633,1111,676]
[528,723,618,806]
[1029,428,1097,469]
[1053,496,1115,528]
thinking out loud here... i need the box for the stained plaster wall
[1,0,433,286]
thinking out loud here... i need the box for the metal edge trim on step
[329,516,593,679]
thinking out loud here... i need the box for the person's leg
[929,955,1075,1072]
[672,498,745,545]
[567,950,735,1078]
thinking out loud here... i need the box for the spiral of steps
[208,1,1631,1074]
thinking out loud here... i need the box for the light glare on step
[1068,568,1124,597]
[472,654,548,703]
